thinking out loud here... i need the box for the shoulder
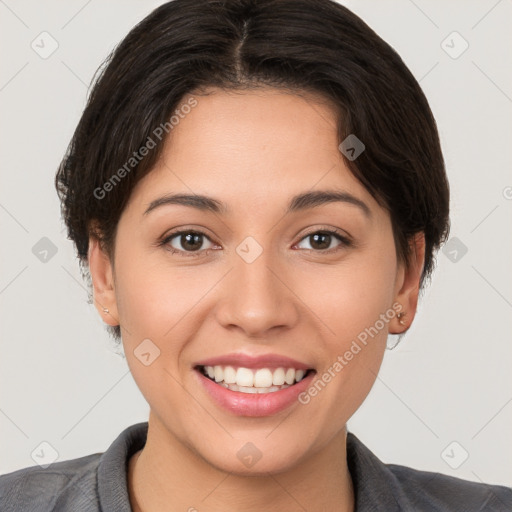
[0,453,101,512]
[346,432,512,511]
[387,462,512,511]
[0,422,148,512]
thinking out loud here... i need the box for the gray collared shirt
[1,422,511,511]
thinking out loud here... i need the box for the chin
[200,445,307,476]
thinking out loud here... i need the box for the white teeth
[236,367,254,387]
[214,366,223,383]
[253,368,273,388]
[285,368,296,385]
[272,367,286,385]
[225,383,291,394]
[202,365,309,390]
[242,386,258,394]
[223,366,237,384]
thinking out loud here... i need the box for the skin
[88,87,425,512]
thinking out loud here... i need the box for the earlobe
[88,236,119,326]
[389,232,426,335]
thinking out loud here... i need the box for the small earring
[103,307,109,314]
[397,312,406,326]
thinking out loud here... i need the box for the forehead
[125,87,377,216]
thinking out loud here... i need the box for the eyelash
[158,228,353,258]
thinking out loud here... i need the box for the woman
[1,0,510,510]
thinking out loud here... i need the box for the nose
[214,244,300,339]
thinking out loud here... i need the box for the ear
[389,232,426,334]
[88,235,119,327]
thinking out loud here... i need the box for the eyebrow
[143,190,371,218]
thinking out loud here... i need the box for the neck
[128,412,355,512]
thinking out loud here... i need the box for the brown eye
[296,230,351,253]
[161,230,216,257]
[175,232,204,251]
[308,232,333,250]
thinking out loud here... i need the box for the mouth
[192,353,317,416]
[195,364,316,394]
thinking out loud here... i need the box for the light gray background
[1,0,511,488]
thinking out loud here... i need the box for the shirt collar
[98,422,148,511]
[346,431,408,510]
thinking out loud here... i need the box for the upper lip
[194,352,314,371]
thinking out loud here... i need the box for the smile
[198,365,312,394]
[193,353,317,417]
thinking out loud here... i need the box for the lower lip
[195,369,316,417]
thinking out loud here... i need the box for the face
[89,87,423,475]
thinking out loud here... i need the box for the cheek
[298,237,397,413]
[306,240,398,344]
[112,244,216,385]
[112,251,200,411]
[113,238,205,336]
